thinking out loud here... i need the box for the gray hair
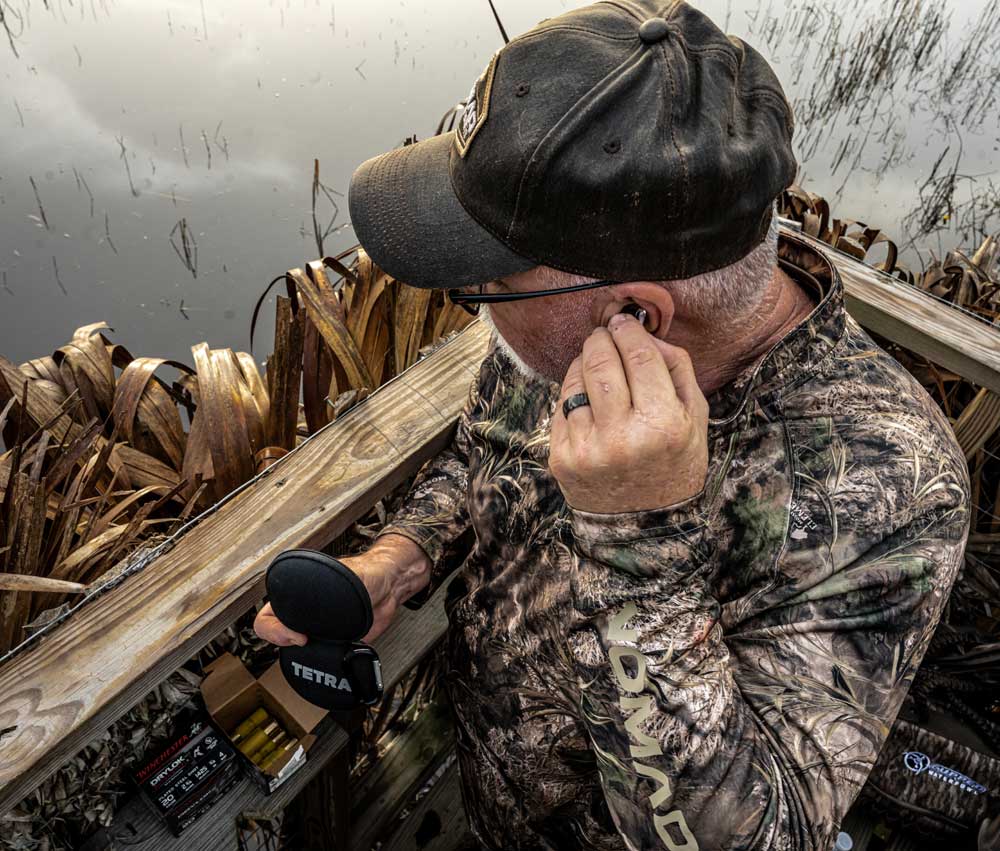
[663,210,778,322]
[531,206,780,323]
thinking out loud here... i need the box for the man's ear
[596,283,675,338]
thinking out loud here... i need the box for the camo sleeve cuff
[568,488,713,576]
[570,488,707,542]
[375,523,446,571]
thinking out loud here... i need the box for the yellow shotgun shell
[259,739,297,772]
[230,708,269,743]
[238,721,279,757]
[249,731,289,765]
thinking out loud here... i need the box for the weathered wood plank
[349,698,456,851]
[380,755,471,851]
[0,322,491,816]
[96,570,455,851]
[802,232,1000,394]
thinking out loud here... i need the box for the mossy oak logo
[455,52,499,157]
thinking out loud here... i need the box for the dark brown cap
[349,0,797,288]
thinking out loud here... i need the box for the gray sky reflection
[1,0,997,366]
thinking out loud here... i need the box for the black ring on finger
[562,392,591,418]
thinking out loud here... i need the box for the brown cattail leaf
[0,574,86,594]
[953,389,1000,461]
[361,308,391,388]
[835,234,867,260]
[266,296,304,449]
[171,482,209,535]
[112,358,192,470]
[90,485,173,538]
[109,444,182,494]
[431,297,458,343]
[41,418,103,498]
[99,482,185,573]
[191,344,254,500]
[46,462,89,572]
[49,524,133,583]
[321,252,360,288]
[348,251,390,347]
[20,356,64,387]
[393,283,434,374]
[346,250,375,343]
[290,265,373,391]
[302,316,333,434]
[254,446,288,474]
[235,352,269,453]
[181,405,214,504]
[53,323,117,421]
[0,357,78,440]
[0,473,47,649]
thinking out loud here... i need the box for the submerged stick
[28,176,49,230]
[311,159,342,258]
[169,218,198,278]
[73,167,95,217]
[213,120,230,161]
[115,135,140,198]
[52,256,66,295]
[104,212,118,255]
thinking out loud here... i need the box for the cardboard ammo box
[131,713,241,835]
[200,652,328,793]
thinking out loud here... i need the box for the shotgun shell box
[132,713,241,833]
[149,725,238,815]
[201,653,328,793]
[165,760,242,836]
[132,716,209,790]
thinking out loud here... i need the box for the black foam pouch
[265,549,384,711]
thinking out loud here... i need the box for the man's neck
[673,267,817,397]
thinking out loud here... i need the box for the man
[256,2,972,848]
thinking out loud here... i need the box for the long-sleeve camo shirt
[376,232,972,851]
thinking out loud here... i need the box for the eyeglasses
[447,278,621,316]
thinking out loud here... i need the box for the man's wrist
[368,532,433,605]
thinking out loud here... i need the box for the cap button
[638,17,670,44]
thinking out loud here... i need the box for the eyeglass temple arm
[448,278,619,304]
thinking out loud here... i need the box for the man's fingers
[581,328,630,425]
[555,355,594,434]
[607,312,675,413]
[648,336,707,416]
[253,602,308,647]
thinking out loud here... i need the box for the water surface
[1,0,997,367]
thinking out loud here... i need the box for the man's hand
[548,311,710,514]
[253,534,431,647]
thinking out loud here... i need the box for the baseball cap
[348,0,797,289]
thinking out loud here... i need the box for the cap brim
[348,132,537,289]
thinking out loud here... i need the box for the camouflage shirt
[377,232,972,850]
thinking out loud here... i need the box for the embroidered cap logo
[455,52,500,157]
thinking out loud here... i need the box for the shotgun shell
[238,721,280,757]
[249,730,289,765]
[259,739,297,773]
[230,708,269,743]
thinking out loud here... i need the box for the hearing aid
[618,302,648,328]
